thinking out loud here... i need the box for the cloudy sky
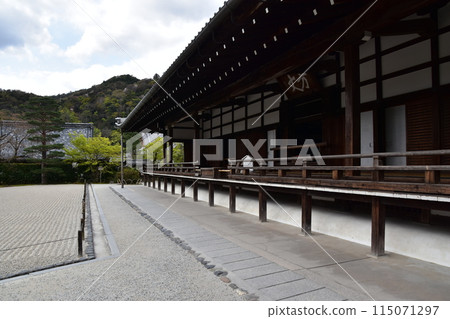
[0,0,225,96]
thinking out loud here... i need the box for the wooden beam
[373,19,433,37]
[259,188,267,222]
[209,182,214,207]
[344,44,361,169]
[229,185,236,213]
[301,192,312,235]
[371,197,385,257]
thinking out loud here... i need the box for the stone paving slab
[232,263,288,280]
[0,185,84,279]
[259,279,323,300]
[222,257,272,271]
[244,270,305,290]
[214,251,260,264]
[283,288,346,301]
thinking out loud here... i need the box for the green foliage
[143,137,184,163]
[64,134,121,183]
[0,162,77,185]
[116,167,141,184]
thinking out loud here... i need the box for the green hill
[0,74,155,136]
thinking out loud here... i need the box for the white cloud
[0,0,225,95]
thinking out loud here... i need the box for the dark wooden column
[371,197,385,257]
[143,175,147,187]
[344,44,361,168]
[229,185,236,213]
[259,188,267,222]
[163,177,167,192]
[208,182,214,206]
[193,181,198,201]
[157,177,161,190]
[301,192,312,235]
[168,126,174,163]
[152,176,156,188]
[180,180,186,198]
[171,178,176,195]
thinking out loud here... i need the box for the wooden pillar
[259,188,267,222]
[163,177,167,192]
[371,197,385,257]
[143,175,147,186]
[181,180,186,198]
[208,182,214,207]
[168,126,174,164]
[171,178,176,195]
[301,192,312,235]
[193,181,198,202]
[157,177,161,190]
[152,176,156,188]
[344,44,361,169]
[229,185,236,213]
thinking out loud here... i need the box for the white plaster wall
[440,62,450,85]
[360,110,374,166]
[439,32,450,58]
[383,68,432,98]
[163,181,450,267]
[382,40,430,75]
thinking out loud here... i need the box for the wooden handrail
[228,149,450,165]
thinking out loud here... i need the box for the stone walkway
[0,185,83,279]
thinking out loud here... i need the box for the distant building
[0,120,94,160]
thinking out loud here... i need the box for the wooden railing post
[171,178,176,195]
[301,192,312,235]
[208,182,214,206]
[193,181,198,202]
[259,188,267,222]
[229,185,236,213]
[371,197,385,257]
[181,180,186,198]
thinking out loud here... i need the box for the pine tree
[23,97,64,184]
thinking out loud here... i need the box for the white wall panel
[440,62,450,85]
[381,34,419,51]
[438,3,450,28]
[439,32,450,58]
[264,111,280,126]
[360,83,377,103]
[382,40,430,75]
[360,60,376,82]
[359,37,375,59]
[383,68,432,98]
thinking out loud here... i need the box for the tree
[6,125,30,160]
[64,134,121,182]
[23,97,65,184]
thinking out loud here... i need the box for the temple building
[120,0,450,267]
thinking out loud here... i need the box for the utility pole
[121,129,124,189]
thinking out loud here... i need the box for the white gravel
[0,185,244,301]
[0,185,83,279]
